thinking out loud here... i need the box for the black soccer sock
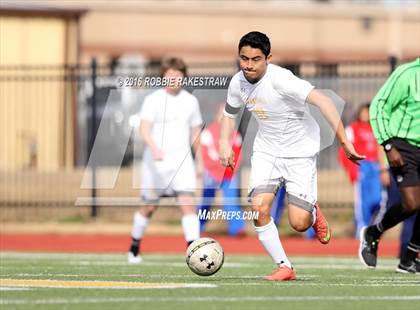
[374,203,417,237]
[129,238,141,256]
[367,224,383,240]
[404,212,420,261]
[404,243,420,262]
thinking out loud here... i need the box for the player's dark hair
[238,31,271,58]
[160,57,187,77]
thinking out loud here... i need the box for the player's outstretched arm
[307,89,366,163]
[219,114,236,168]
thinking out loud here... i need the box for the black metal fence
[0,57,402,214]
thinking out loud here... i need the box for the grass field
[0,252,419,310]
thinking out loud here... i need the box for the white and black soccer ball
[186,237,224,276]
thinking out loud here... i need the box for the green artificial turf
[1,252,419,310]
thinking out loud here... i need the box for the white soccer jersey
[140,88,203,158]
[225,64,320,157]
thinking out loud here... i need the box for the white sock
[182,214,200,242]
[254,218,291,268]
[131,212,149,240]
[311,206,317,226]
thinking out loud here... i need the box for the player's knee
[289,218,310,232]
[252,205,271,225]
[140,206,158,218]
[251,204,270,217]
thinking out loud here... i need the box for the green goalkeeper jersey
[370,58,420,147]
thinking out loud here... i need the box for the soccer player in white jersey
[128,57,203,264]
[220,32,365,280]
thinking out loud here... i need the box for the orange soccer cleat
[264,265,296,281]
[312,204,331,244]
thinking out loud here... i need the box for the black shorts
[389,138,420,188]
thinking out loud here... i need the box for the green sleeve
[369,69,408,145]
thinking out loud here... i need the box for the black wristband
[382,138,397,152]
[381,138,398,147]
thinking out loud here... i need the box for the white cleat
[128,252,143,264]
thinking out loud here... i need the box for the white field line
[2,283,417,288]
[0,253,402,272]
[220,283,420,287]
[67,261,401,270]
[0,253,372,262]
[0,274,319,283]
[0,287,32,291]
[0,277,417,288]
[0,274,270,279]
[4,274,419,284]
[1,295,420,305]
[73,261,255,267]
[0,252,405,272]
[0,260,408,271]
[365,279,420,283]
[0,252,398,264]
[0,284,216,290]
[2,283,418,288]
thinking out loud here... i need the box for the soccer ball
[186,237,224,276]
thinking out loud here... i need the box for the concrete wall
[77,2,420,63]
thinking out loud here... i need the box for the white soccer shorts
[248,151,317,211]
[141,154,196,204]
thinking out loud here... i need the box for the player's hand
[342,140,366,164]
[386,147,404,168]
[151,146,164,161]
[219,145,235,169]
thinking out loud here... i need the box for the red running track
[0,233,400,257]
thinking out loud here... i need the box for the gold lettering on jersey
[246,98,258,106]
[246,97,264,108]
[253,107,268,119]
[245,98,267,119]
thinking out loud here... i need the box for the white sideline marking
[370,279,420,283]
[0,252,401,268]
[74,261,252,267]
[1,295,419,305]
[0,287,31,291]
[220,283,420,287]
[55,260,398,270]
[0,279,216,290]
[1,279,417,287]
[0,252,397,263]
[0,252,408,272]
[71,261,402,271]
